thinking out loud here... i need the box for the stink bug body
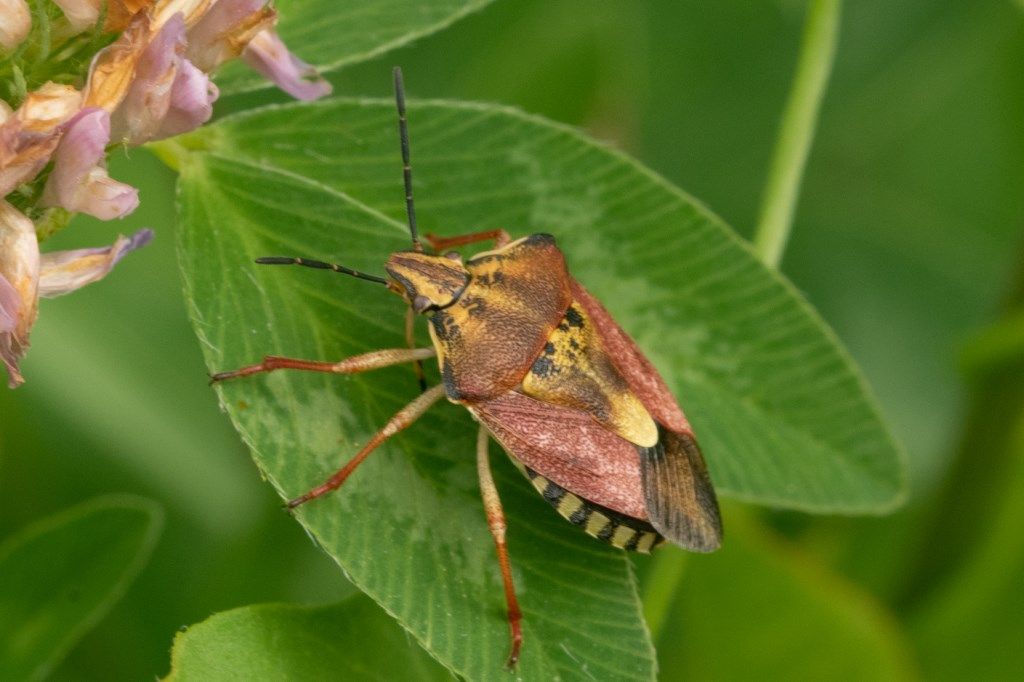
[212,68,722,668]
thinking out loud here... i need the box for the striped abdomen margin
[514,462,665,552]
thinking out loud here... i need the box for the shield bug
[211,67,723,668]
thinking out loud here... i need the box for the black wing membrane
[640,425,723,552]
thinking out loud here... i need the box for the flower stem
[753,0,842,268]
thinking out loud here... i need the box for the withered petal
[38,228,154,297]
[0,201,40,388]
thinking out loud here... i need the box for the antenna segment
[255,257,388,285]
[393,67,422,252]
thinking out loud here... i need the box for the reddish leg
[425,229,511,252]
[288,384,447,508]
[476,425,523,669]
[210,347,435,383]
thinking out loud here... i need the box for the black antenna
[255,257,388,285]
[393,67,422,252]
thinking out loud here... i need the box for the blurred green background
[2,0,1022,678]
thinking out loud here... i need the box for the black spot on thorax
[441,360,462,400]
[531,354,558,378]
[430,310,462,342]
[564,306,585,328]
[460,295,487,317]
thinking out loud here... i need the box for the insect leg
[424,229,511,252]
[210,347,436,383]
[476,425,523,669]
[405,306,428,393]
[287,383,446,508]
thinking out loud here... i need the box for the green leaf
[172,98,905,676]
[906,291,1024,680]
[166,596,449,681]
[214,0,494,95]
[654,513,918,680]
[0,496,163,680]
[910,421,1024,680]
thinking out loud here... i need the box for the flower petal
[242,29,331,101]
[159,57,218,137]
[185,0,274,72]
[40,108,140,220]
[0,201,40,388]
[104,0,157,32]
[38,228,153,297]
[53,0,101,33]
[153,0,214,29]
[0,0,31,52]
[84,10,153,112]
[112,12,186,144]
[15,82,84,135]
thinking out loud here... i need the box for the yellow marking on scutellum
[520,303,658,448]
[513,461,663,553]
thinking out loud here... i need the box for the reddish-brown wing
[571,280,722,551]
[570,280,690,433]
[470,391,649,521]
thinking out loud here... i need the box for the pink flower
[186,0,330,100]
[0,0,31,52]
[110,12,219,144]
[112,12,186,144]
[243,29,331,101]
[1,200,153,387]
[40,108,140,220]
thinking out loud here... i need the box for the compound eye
[412,295,433,313]
[443,251,461,261]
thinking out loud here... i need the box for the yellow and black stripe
[514,463,664,553]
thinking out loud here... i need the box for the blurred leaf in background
[166,596,449,681]
[0,496,162,680]
[1,0,1021,679]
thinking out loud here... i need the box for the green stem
[753,0,842,268]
